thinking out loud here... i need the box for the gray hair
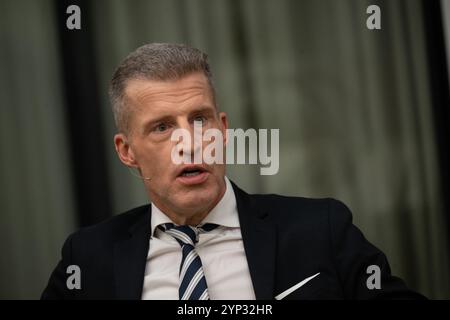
[109,43,216,134]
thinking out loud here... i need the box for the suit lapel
[114,206,151,299]
[232,182,277,300]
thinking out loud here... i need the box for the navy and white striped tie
[159,223,218,300]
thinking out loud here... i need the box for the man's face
[115,72,228,221]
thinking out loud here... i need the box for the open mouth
[180,169,203,177]
[176,165,209,185]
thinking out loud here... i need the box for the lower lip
[176,171,209,186]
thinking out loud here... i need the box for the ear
[218,112,228,146]
[114,133,138,168]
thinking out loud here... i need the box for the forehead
[124,72,214,113]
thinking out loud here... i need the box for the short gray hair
[109,43,215,134]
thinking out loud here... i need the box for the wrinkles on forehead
[124,75,213,111]
[122,74,216,135]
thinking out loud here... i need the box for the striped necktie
[159,223,219,300]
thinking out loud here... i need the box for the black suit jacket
[41,182,424,299]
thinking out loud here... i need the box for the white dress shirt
[141,177,256,300]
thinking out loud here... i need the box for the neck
[170,211,210,226]
[152,185,227,226]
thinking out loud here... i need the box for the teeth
[182,171,200,177]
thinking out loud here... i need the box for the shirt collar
[150,203,173,237]
[200,177,239,228]
[150,176,239,236]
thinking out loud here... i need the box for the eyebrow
[189,106,216,117]
[141,106,216,133]
[141,115,173,134]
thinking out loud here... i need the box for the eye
[154,123,169,133]
[193,115,206,125]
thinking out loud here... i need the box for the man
[42,43,423,300]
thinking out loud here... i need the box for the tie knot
[159,223,219,246]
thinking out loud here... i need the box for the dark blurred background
[1,0,449,299]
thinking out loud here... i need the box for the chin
[177,188,219,210]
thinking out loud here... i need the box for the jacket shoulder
[70,204,150,244]
[247,192,352,222]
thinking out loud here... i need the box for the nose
[176,119,203,164]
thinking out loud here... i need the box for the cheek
[142,143,175,169]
